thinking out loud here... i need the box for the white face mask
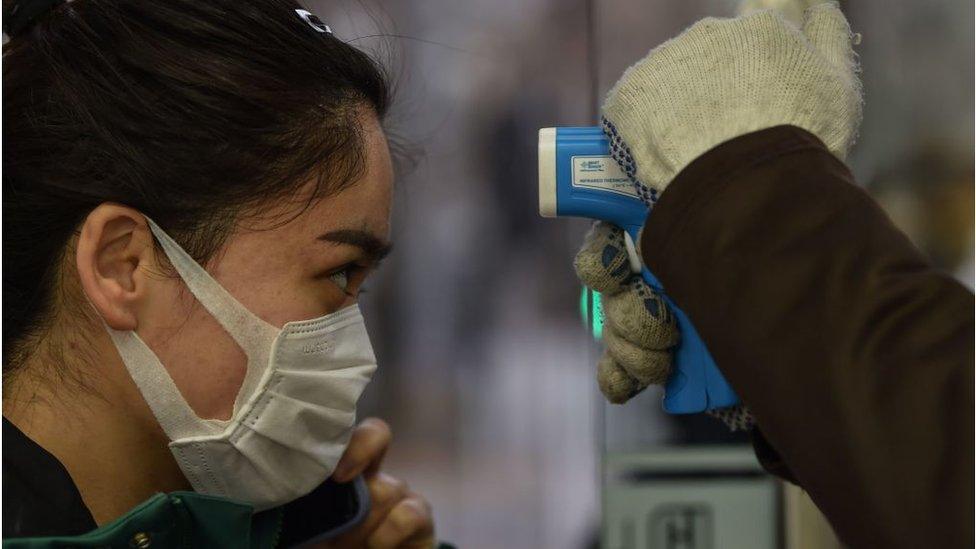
[103,218,377,511]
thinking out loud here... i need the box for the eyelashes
[325,264,370,296]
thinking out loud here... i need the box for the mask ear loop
[105,326,224,440]
[144,218,280,415]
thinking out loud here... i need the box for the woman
[3,1,438,547]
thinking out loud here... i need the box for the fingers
[329,472,433,549]
[578,222,679,404]
[371,472,409,505]
[597,338,672,404]
[801,2,856,72]
[574,222,633,295]
[597,353,641,404]
[366,496,435,549]
[325,420,436,549]
[604,329,673,386]
[332,417,392,482]
[603,279,679,349]
[364,472,411,532]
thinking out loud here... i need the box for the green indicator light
[591,290,604,340]
[579,287,605,341]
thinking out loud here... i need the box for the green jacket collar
[3,491,282,549]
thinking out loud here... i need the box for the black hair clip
[3,0,65,38]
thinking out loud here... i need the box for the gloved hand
[601,2,862,201]
[574,222,679,403]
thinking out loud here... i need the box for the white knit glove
[574,222,679,403]
[601,2,862,200]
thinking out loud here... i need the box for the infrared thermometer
[538,126,738,413]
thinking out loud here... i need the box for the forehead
[308,114,391,228]
[250,109,393,242]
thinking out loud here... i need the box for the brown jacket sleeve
[640,125,974,549]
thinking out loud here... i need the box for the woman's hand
[324,418,435,549]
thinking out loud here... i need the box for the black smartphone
[278,476,371,548]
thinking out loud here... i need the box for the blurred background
[309,1,974,547]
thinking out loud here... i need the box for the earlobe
[75,204,153,331]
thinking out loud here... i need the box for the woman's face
[100,110,393,422]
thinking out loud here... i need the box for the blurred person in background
[574,2,973,548]
[2,1,445,547]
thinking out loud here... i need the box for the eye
[323,263,370,295]
[328,269,349,291]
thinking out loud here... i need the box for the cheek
[243,285,350,331]
[141,271,344,421]
[214,235,347,326]
[220,253,350,326]
[142,289,247,421]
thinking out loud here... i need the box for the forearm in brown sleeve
[640,125,974,549]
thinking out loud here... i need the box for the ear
[75,204,156,331]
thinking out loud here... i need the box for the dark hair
[2,0,390,372]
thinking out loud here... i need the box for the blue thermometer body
[538,126,739,413]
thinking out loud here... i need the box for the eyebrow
[317,229,393,263]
